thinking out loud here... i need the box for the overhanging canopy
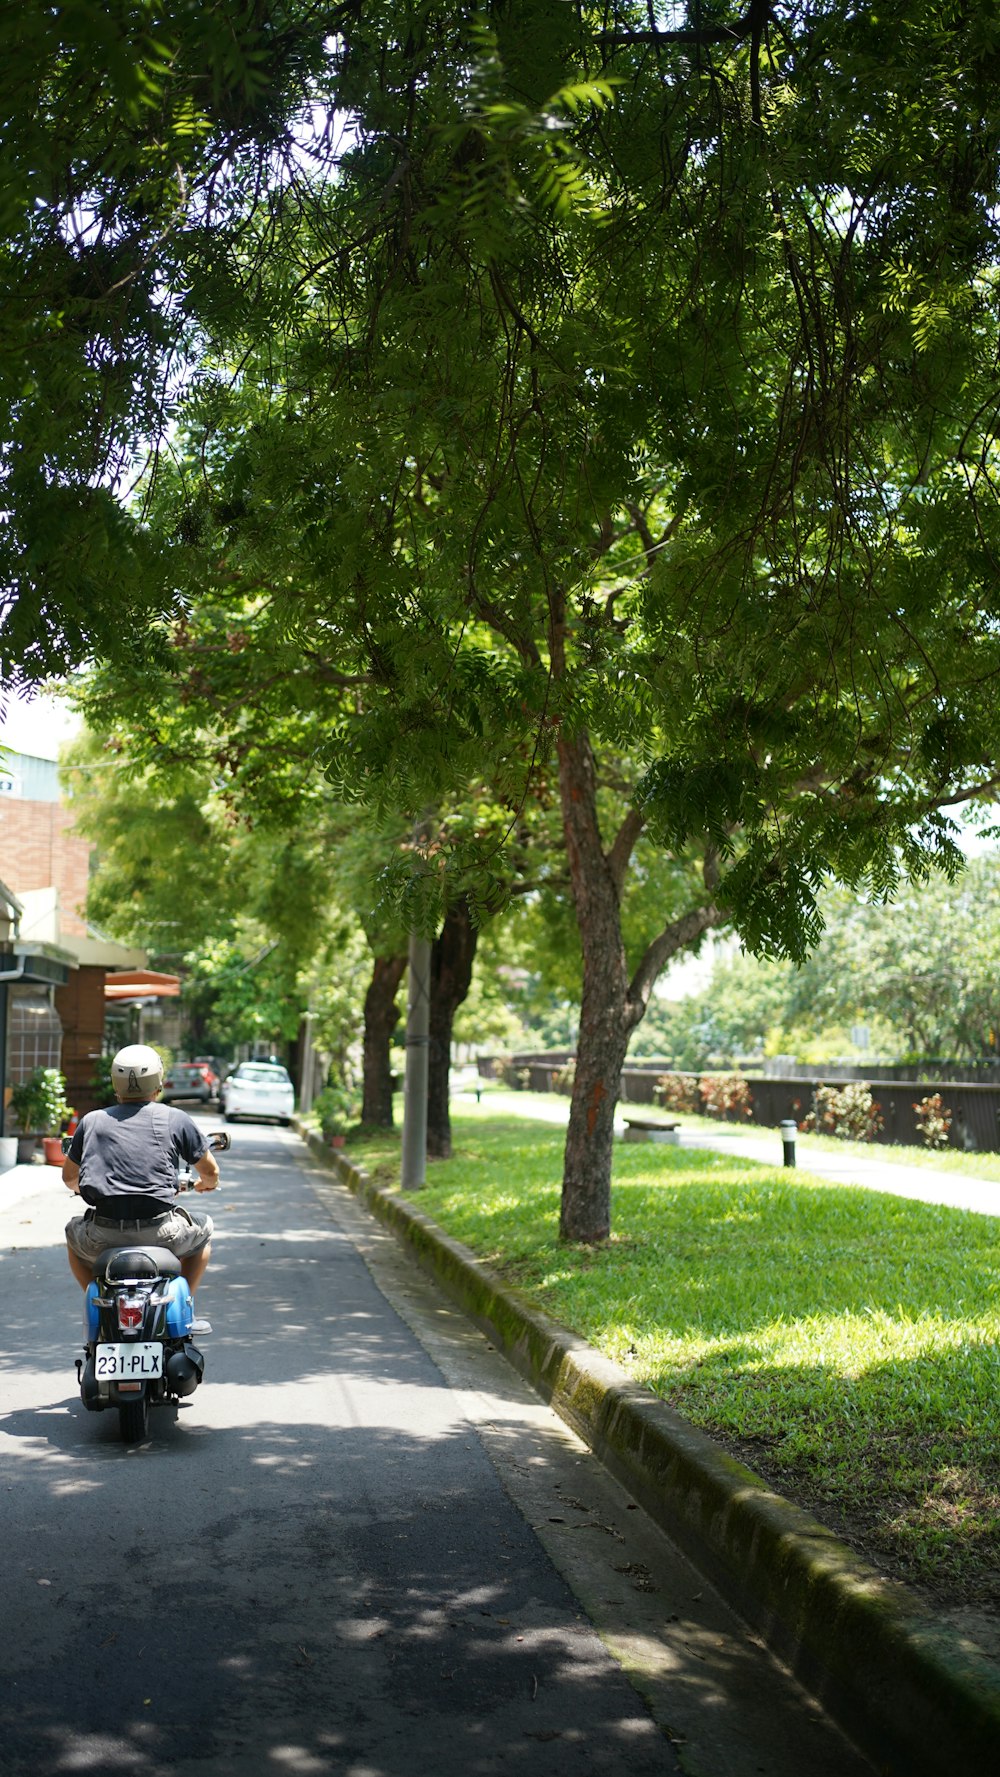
[104,969,181,1002]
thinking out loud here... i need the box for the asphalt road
[0,1122,873,1777]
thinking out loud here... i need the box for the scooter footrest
[189,1317,212,1335]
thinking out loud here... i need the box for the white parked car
[221,1061,295,1125]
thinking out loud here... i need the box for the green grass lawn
[346,1102,1000,1606]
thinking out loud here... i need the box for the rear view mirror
[208,1131,231,1152]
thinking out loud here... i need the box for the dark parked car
[161,1061,220,1106]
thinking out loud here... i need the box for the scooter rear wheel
[118,1395,150,1444]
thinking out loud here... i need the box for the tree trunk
[361,952,407,1127]
[557,728,720,1242]
[557,731,634,1241]
[427,896,479,1159]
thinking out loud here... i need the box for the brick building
[0,701,176,1140]
[0,795,91,941]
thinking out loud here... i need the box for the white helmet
[111,1044,164,1102]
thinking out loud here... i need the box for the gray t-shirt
[68,1101,209,1213]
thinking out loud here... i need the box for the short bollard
[780,1119,798,1168]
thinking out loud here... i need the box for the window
[8,990,62,1082]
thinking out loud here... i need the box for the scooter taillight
[117,1299,143,1333]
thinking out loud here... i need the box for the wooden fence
[478,1055,1000,1153]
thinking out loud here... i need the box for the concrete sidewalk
[299,1117,1000,1777]
[0,1159,68,1211]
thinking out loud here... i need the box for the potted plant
[313,1083,356,1149]
[9,1068,71,1163]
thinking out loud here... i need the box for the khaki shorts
[66,1203,213,1263]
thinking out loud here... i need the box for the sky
[0,691,81,762]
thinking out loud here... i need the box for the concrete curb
[299,1126,1000,1777]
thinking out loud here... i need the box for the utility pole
[400,929,431,1189]
[298,1012,315,1117]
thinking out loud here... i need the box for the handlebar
[177,1129,230,1192]
[62,1129,231,1157]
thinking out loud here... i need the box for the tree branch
[509,874,570,897]
[628,903,725,1021]
[597,9,761,51]
[468,583,542,667]
[607,806,645,896]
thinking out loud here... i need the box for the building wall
[54,968,108,1118]
[0,800,90,939]
[0,749,61,803]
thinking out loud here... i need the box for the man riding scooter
[63,1044,220,1294]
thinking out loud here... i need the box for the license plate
[95,1343,163,1380]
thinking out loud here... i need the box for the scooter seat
[97,1246,183,1281]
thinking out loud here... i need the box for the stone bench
[622,1117,680,1144]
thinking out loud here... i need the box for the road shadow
[0,1413,686,1777]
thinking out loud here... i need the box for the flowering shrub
[499,1061,531,1090]
[804,1082,883,1141]
[913,1092,952,1149]
[656,1073,701,1115]
[698,1073,753,1120]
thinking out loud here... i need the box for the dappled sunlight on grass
[368,1105,1000,1601]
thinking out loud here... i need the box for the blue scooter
[75,1131,230,1442]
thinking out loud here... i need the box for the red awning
[104,969,181,1001]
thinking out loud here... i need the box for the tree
[61,722,365,1068]
[748,862,1000,1063]
[361,953,406,1127]
[0,2,340,692]
[65,679,526,1143]
[142,6,1000,1240]
[427,895,479,1159]
[34,6,1000,1239]
[663,852,1000,1066]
